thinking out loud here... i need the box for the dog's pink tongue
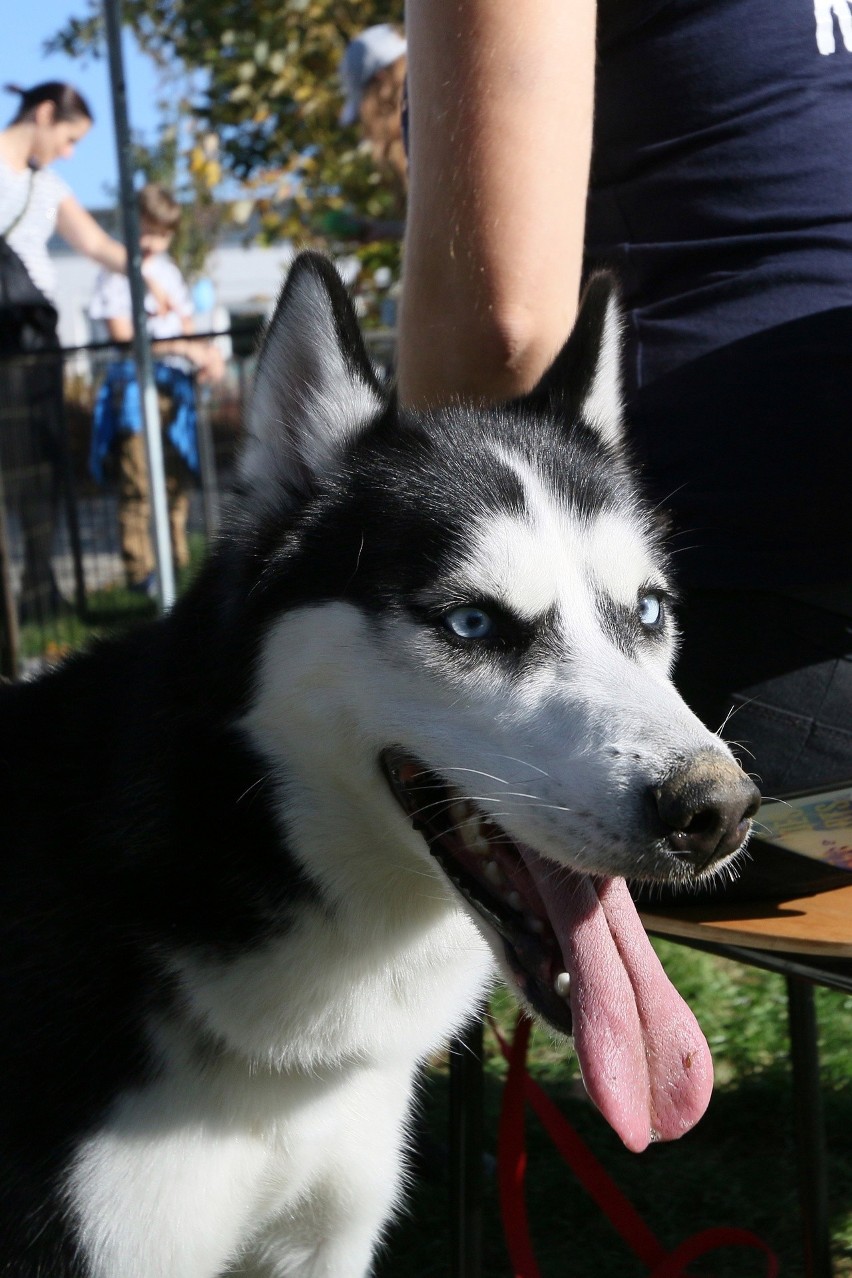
[526,858,713,1152]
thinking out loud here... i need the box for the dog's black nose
[653,753,761,871]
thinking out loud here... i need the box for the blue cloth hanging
[90,359,199,483]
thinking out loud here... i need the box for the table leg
[449,1017,484,1278]
[787,976,833,1278]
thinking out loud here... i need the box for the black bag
[0,170,59,356]
[0,238,58,355]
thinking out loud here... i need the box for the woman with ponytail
[0,81,168,623]
[0,81,174,338]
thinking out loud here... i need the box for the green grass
[15,534,206,666]
[378,943,852,1277]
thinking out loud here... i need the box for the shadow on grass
[17,537,206,666]
[377,1057,852,1277]
[82,597,157,629]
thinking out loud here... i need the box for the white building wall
[53,241,298,359]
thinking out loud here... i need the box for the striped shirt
[0,157,70,302]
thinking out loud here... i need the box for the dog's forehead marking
[453,447,659,620]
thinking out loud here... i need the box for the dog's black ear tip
[263,251,362,368]
[583,268,620,297]
[289,248,335,278]
[510,268,625,448]
[576,271,623,334]
[283,250,348,301]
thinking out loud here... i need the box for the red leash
[493,1012,779,1278]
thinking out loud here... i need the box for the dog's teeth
[526,914,544,934]
[484,860,504,887]
[460,823,490,856]
[554,972,571,999]
[449,801,470,827]
[507,891,522,911]
[452,803,491,855]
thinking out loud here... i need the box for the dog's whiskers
[715,694,760,738]
[500,798,574,814]
[403,792,509,823]
[433,765,510,786]
[236,775,271,805]
[473,753,553,780]
[725,738,756,763]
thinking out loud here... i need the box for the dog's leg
[227,1164,404,1278]
[228,1223,379,1278]
[228,1064,416,1278]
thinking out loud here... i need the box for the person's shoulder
[36,166,72,204]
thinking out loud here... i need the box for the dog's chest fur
[66,884,491,1277]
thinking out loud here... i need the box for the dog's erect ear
[518,272,624,448]
[238,252,385,509]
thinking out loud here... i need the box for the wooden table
[448,882,852,1278]
[640,884,852,1278]
[641,882,852,959]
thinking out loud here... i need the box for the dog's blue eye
[443,607,494,641]
[638,592,663,628]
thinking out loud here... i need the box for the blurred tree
[48,1,405,250]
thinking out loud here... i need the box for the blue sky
[2,1,164,208]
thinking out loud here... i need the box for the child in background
[89,183,223,594]
[332,25,407,242]
[339,24,408,202]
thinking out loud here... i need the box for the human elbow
[478,304,562,397]
[399,297,567,408]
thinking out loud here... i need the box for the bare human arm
[180,315,226,383]
[104,316,225,384]
[56,193,128,274]
[397,0,597,408]
[56,194,174,315]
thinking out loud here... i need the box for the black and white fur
[0,254,757,1277]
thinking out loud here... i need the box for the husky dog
[0,254,758,1277]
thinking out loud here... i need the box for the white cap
[339,24,407,127]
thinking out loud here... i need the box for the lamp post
[103,0,176,610]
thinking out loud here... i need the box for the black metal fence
[0,331,253,679]
[0,323,396,680]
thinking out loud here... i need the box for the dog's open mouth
[382,749,715,1152]
[382,750,575,1036]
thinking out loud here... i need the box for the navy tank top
[585,0,852,590]
[587,0,852,388]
